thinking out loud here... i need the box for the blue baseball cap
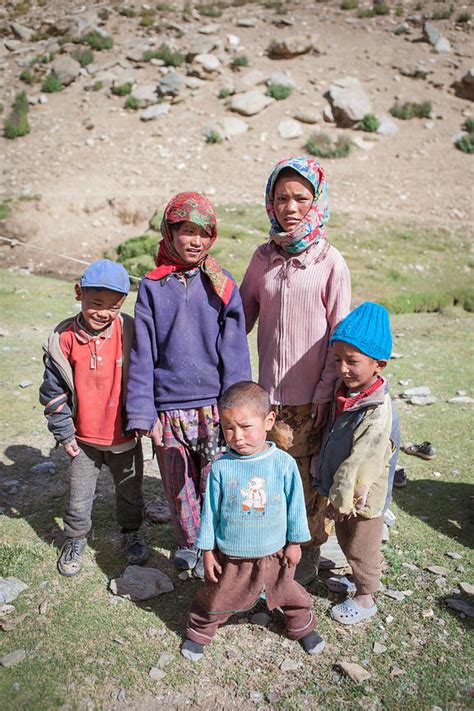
[80,259,130,295]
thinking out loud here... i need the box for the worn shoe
[57,537,87,577]
[331,597,377,625]
[192,551,204,580]
[123,530,149,566]
[295,547,320,586]
[174,547,199,571]
[300,631,325,655]
[325,575,356,594]
[181,639,204,662]
[402,442,436,460]
[393,468,408,487]
[381,522,390,543]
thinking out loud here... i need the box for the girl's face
[273,173,314,232]
[171,221,212,265]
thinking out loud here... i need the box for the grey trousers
[64,441,144,539]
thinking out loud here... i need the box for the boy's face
[75,285,126,333]
[333,341,386,393]
[273,173,313,233]
[220,405,276,457]
[171,221,212,266]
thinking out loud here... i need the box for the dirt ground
[0,0,473,278]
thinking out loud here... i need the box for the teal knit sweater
[197,442,310,557]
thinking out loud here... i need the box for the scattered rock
[394,64,432,80]
[421,609,434,618]
[221,116,249,139]
[199,23,220,35]
[31,461,56,475]
[410,395,437,406]
[390,665,406,677]
[322,105,334,123]
[402,385,431,397]
[394,23,411,36]
[445,551,462,560]
[185,37,219,61]
[293,109,319,124]
[51,55,81,86]
[11,22,33,42]
[384,589,405,602]
[377,116,399,136]
[158,72,183,97]
[155,652,173,669]
[453,67,474,102]
[250,612,271,626]
[426,565,449,576]
[459,582,474,596]
[130,84,159,108]
[236,18,257,28]
[177,570,190,581]
[230,90,274,116]
[336,661,371,684]
[267,35,313,59]
[233,69,266,94]
[144,498,171,524]
[446,598,474,617]
[423,22,441,47]
[149,666,166,681]
[447,396,474,405]
[0,578,28,604]
[325,77,372,128]
[193,53,221,78]
[18,380,33,389]
[278,119,303,139]
[140,104,171,121]
[1,649,26,667]
[109,566,174,601]
[434,37,451,54]
[373,642,386,654]
[280,658,300,672]
[267,70,294,89]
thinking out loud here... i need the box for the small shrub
[72,48,94,66]
[197,4,222,17]
[218,87,232,99]
[111,82,133,96]
[124,96,140,110]
[390,101,432,119]
[457,12,472,23]
[263,0,287,13]
[98,8,110,20]
[41,71,63,93]
[395,4,404,17]
[4,91,30,139]
[359,113,380,132]
[91,80,104,91]
[414,1,423,9]
[373,3,390,15]
[266,83,292,100]
[432,8,452,20]
[0,103,3,114]
[120,7,136,17]
[116,233,158,277]
[357,8,375,17]
[143,44,184,67]
[139,16,155,26]
[231,55,249,69]
[31,31,49,41]
[0,198,12,219]
[156,2,169,9]
[83,31,113,50]
[341,0,358,9]
[205,129,223,144]
[33,52,55,64]
[19,68,35,84]
[305,133,352,159]
[455,133,474,154]
[463,118,474,133]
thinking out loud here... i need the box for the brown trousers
[335,516,384,594]
[186,550,316,646]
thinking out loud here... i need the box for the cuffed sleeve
[285,461,311,543]
[39,357,75,444]
[196,466,221,550]
[218,283,252,393]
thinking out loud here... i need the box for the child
[312,302,395,624]
[126,192,251,579]
[181,381,325,661]
[240,157,351,584]
[40,259,148,577]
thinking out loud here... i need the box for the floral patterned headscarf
[146,192,233,305]
[265,156,329,255]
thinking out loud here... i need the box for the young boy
[40,259,148,577]
[312,302,395,624]
[181,381,325,662]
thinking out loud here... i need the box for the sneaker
[57,537,87,577]
[393,468,407,488]
[181,639,204,662]
[381,522,390,543]
[123,530,149,566]
[383,509,397,527]
[294,547,320,586]
[174,547,199,571]
[402,442,436,460]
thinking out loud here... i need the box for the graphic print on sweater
[240,477,266,514]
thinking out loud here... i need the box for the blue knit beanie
[330,302,392,360]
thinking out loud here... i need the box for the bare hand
[353,485,369,511]
[326,502,345,522]
[311,401,330,430]
[203,550,222,583]
[63,439,80,458]
[150,419,164,448]
[282,542,302,567]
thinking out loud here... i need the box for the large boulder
[325,77,372,127]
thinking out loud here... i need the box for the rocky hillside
[0,0,472,277]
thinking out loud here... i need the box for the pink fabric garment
[240,239,351,406]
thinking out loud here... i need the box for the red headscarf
[146,192,234,305]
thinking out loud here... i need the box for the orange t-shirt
[59,318,133,447]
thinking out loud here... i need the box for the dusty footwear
[174,547,198,571]
[123,530,149,566]
[381,523,390,543]
[295,547,320,586]
[57,538,87,577]
[402,442,436,460]
[331,597,377,625]
[300,631,325,655]
[383,509,397,527]
[394,468,407,488]
[181,639,204,662]
[192,551,204,580]
[325,575,356,594]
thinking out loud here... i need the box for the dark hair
[273,167,315,197]
[218,381,271,416]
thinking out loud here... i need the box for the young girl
[239,157,351,584]
[126,192,251,578]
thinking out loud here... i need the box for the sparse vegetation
[83,31,113,51]
[91,81,104,91]
[357,7,375,17]
[266,83,292,100]
[143,44,184,67]
[373,3,390,15]
[359,113,380,132]
[197,4,223,17]
[218,87,232,99]
[456,12,472,23]
[205,129,223,144]
[262,0,287,13]
[390,101,432,120]
[119,6,136,17]
[305,133,352,158]
[432,8,452,20]
[31,31,49,41]
[71,48,94,66]
[231,55,249,69]
[395,4,404,16]
[124,96,140,110]
[19,68,35,85]
[454,118,474,154]
[341,0,358,9]
[156,2,170,9]
[41,71,63,93]
[4,91,30,140]
[31,52,55,65]
[111,82,133,96]
[139,16,155,27]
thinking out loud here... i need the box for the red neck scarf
[146,192,234,305]
[334,376,384,419]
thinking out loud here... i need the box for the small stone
[250,691,263,702]
[426,565,449,576]
[130,84,159,108]
[447,396,474,404]
[459,582,474,596]
[385,614,394,624]
[109,566,173,600]
[230,90,274,116]
[250,612,271,627]
[149,667,166,681]
[193,53,221,75]
[280,658,300,672]
[446,598,474,617]
[178,571,190,581]
[373,642,386,654]
[140,104,171,122]
[116,689,126,702]
[267,70,294,89]
[337,661,371,684]
[434,37,451,54]
[51,55,81,86]
[390,665,406,677]
[278,119,303,139]
[384,590,405,601]
[293,109,319,124]
[0,578,28,604]
[31,461,56,475]
[155,652,173,669]
[198,23,220,35]
[457,565,466,574]
[18,380,33,389]
[402,563,418,571]
[422,609,434,618]
[402,385,431,397]
[410,396,437,406]
[1,649,26,667]
[267,35,313,59]
[236,18,257,28]
[221,116,248,139]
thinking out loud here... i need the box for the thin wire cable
[0,235,143,282]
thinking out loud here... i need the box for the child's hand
[63,439,80,458]
[203,550,222,583]
[326,502,345,522]
[282,542,301,568]
[150,419,164,448]
[311,402,330,430]
[353,485,369,511]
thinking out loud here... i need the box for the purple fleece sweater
[126,271,251,431]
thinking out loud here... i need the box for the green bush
[357,8,375,17]
[143,44,184,67]
[156,2,169,9]
[83,31,113,50]
[72,48,94,66]
[4,91,30,139]
[305,133,352,159]
[197,4,222,17]
[341,0,358,9]
[205,129,223,144]
[455,134,474,154]
[390,101,432,119]
[116,233,158,277]
[218,87,232,99]
[395,4,404,16]
[111,82,133,96]
[231,55,249,69]
[41,71,63,93]
[266,83,292,100]
[457,12,472,23]
[91,81,104,91]
[139,16,155,27]
[124,96,140,110]
[373,3,390,15]
[463,118,474,133]
[432,8,452,20]
[119,7,136,17]
[19,68,35,84]
[359,113,380,132]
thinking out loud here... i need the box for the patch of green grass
[359,113,380,132]
[341,0,358,9]
[0,198,12,220]
[390,101,432,119]
[305,133,352,159]
[156,2,170,10]
[395,4,404,16]
[373,3,390,14]
[231,55,249,69]
[0,542,47,578]
[455,132,474,154]
[30,51,55,65]
[357,7,375,17]
[41,71,63,93]
[197,4,223,17]
[262,0,287,12]
[143,44,184,67]
[111,82,133,96]
[19,68,35,85]
[457,11,472,23]
[119,6,136,17]
[83,31,113,50]
[31,31,49,41]
[139,16,155,27]
[3,91,30,139]
[124,95,140,110]
[463,118,474,133]
[91,80,104,92]
[432,7,452,20]
[205,128,223,144]
[218,87,232,99]
[266,83,292,100]
[71,48,94,66]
